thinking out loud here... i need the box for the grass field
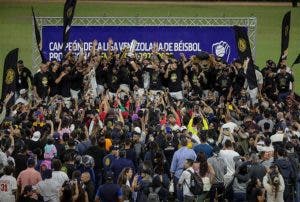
[0,2,300,93]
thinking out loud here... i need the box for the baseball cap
[19,89,28,95]
[134,127,141,134]
[53,132,60,141]
[131,114,139,122]
[111,145,119,151]
[31,131,41,142]
[166,126,172,134]
[122,111,129,119]
[105,171,114,180]
[17,60,24,64]
[180,126,187,132]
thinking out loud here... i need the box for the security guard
[110,149,135,182]
[103,145,119,173]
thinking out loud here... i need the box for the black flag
[62,0,77,57]
[234,26,257,90]
[278,11,291,65]
[292,54,300,67]
[1,49,18,106]
[32,7,46,63]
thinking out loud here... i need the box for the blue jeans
[174,177,184,202]
[233,192,246,202]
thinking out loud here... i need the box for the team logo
[212,41,231,62]
[112,76,117,83]
[5,68,15,85]
[42,77,48,87]
[238,38,247,53]
[66,7,73,18]
[192,75,198,84]
[170,73,177,82]
[105,158,110,166]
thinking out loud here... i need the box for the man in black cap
[16,60,33,94]
[103,145,119,174]
[95,171,123,202]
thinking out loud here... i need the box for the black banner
[62,0,77,57]
[234,26,257,90]
[1,49,18,106]
[32,7,46,63]
[278,11,291,65]
[292,54,300,67]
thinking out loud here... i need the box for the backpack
[44,144,57,160]
[147,187,160,202]
[186,170,203,195]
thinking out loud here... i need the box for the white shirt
[191,134,200,145]
[219,149,239,187]
[51,171,69,187]
[178,167,194,196]
[0,175,17,202]
[221,122,238,133]
[257,144,274,153]
[270,132,284,143]
[15,97,28,105]
[0,151,8,174]
[36,178,61,202]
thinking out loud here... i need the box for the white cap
[70,124,75,132]
[15,98,28,105]
[134,127,141,134]
[31,131,41,142]
[180,126,187,132]
[19,89,27,95]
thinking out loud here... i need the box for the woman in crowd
[246,177,265,202]
[263,165,285,202]
[193,152,215,202]
[117,167,134,202]
[60,179,88,202]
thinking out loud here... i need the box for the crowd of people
[0,38,299,202]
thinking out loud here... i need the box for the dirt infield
[0,0,293,6]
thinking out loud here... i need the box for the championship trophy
[127,39,138,58]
